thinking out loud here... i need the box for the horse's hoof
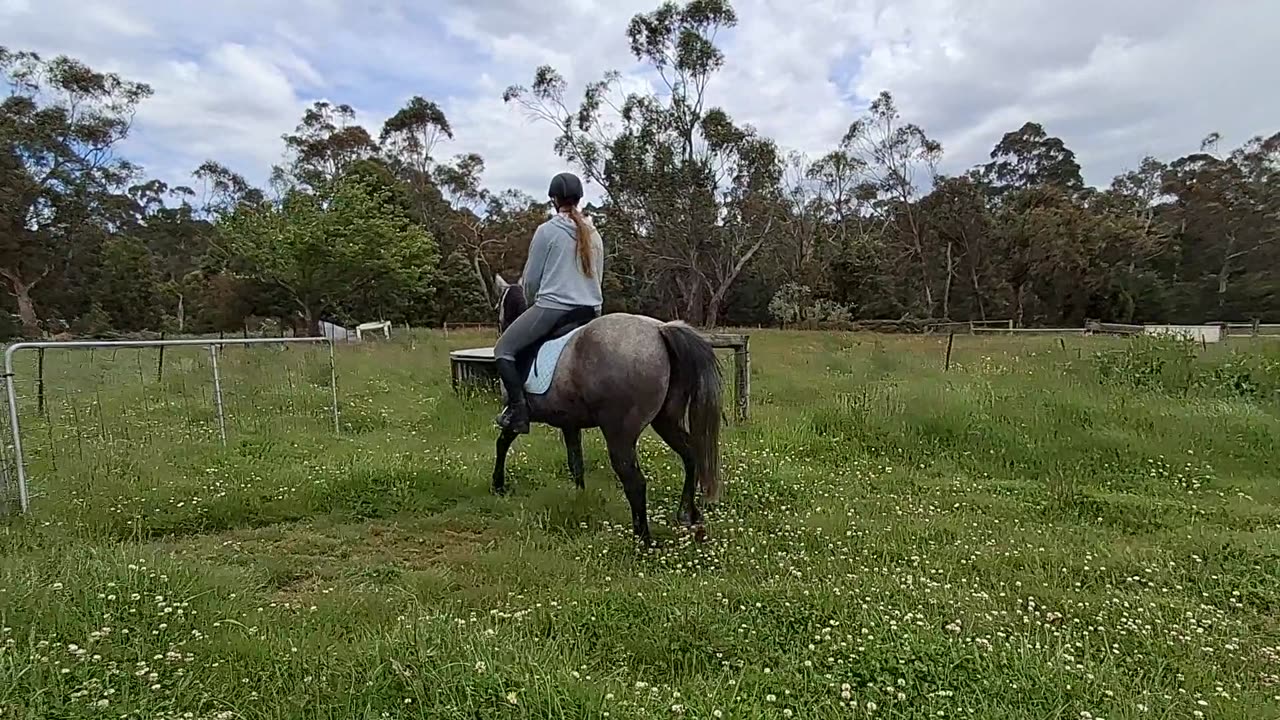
[677,522,708,542]
[491,484,507,497]
[678,509,704,528]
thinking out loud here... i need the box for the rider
[493,171,604,434]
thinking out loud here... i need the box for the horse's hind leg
[562,428,585,489]
[603,426,651,546]
[491,428,518,495]
[652,413,702,532]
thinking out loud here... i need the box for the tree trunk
[175,292,186,333]
[970,266,987,321]
[1217,233,1235,311]
[922,269,935,315]
[942,241,954,320]
[707,226,771,328]
[680,269,704,326]
[471,252,492,305]
[303,305,321,336]
[903,206,935,316]
[6,275,40,337]
[705,292,723,329]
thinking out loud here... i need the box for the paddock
[2,328,1277,717]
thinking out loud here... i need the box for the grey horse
[490,275,723,545]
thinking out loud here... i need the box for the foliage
[1197,346,1280,399]
[2,1,1279,337]
[1090,334,1280,399]
[217,168,438,333]
[0,45,152,335]
[767,282,812,325]
[768,282,852,328]
[1091,334,1198,394]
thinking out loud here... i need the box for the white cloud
[3,0,1277,197]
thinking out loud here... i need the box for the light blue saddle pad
[525,326,587,395]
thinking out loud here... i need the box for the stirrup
[495,404,530,434]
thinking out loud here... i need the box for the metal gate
[1,336,339,515]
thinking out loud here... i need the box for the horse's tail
[657,321,723,503]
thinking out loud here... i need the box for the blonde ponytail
[565,206,595,278]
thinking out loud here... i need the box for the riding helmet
[548,172,584,203]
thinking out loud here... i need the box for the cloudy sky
[3,0,1276,199]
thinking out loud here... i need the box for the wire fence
[0,338,338,515]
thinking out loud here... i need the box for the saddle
[513,306,599,384]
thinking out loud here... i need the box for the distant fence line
[3,316,1278,348]
[952,319,1280,341]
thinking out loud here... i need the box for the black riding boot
[495,358,530,434]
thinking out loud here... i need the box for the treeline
[2,1,1277,339]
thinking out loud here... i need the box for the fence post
[1253,318,1261,337]
[3,349,29,514]
[156,332,166,382]
[209,344,227,446]
[734,339,750,423]
[327,341,341,435]
[36,348,45,419]
[944,333,955,371]
[0,373,11,515]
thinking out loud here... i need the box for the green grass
[2,330,1280,719]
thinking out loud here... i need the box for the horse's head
[494,274,528,332]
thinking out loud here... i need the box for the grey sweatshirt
[521,213,604,311]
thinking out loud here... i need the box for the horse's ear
[494,274,509,291]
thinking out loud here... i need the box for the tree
[505,0,780,325]
[193,160,263,217]
[918,175,996,320]
[274,101,378,192]
[433,152,500,302]
[380,96,452,175]
[218,167,439,334]
[380,96,454,226]
[837,90,943,316]
[128,181,215,332]
[94,235,162,331]
[705,130,783,326]
[482,189,546,280]
[0,47,152,335]
[981,121,1084,197]
[1158,133,1278,316]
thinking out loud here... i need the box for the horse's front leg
[562,427,585,489]
[491,428,518,495]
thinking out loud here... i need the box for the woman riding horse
[493,171,604,435]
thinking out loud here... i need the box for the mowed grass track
[2,330,1279,719]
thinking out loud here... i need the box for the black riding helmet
[548,172,584,204]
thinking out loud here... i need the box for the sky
[3,0,1277,201]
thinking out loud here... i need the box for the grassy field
[2,329,1279,719]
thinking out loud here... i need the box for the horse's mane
[500,284,528,329]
